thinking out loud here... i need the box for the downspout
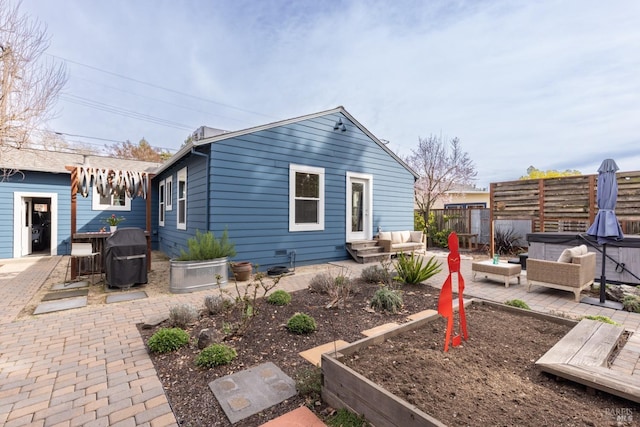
[190,147,210,231]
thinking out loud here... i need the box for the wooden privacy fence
[490,171,640,237]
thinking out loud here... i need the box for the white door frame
[346,172,373,242]
[13,192,58,258]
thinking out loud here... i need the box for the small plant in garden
[267,289,292,306]
[425,211,455,248]
[287,312,317,334]
[309,268,353,308]
[215,270,280,337]
[394,252,442,285]
[504,299,530,310]
[582,315,619,325]
[327,408,370,427]
[370,286,403,313]
[195,343,237,368]
[360,264,393,285]
[169,303,199,328]
[204,295,227,315]
[294,367,322,401]
[622,294,640,313]
[147,328,190,354]
[177,229,236,261]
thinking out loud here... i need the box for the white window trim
[159,180,165,227]
[165,175,173,211]
[289,164,325,232]
[177,167,187,230]
[91,186,131,211]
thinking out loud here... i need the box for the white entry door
[346,173,373,242]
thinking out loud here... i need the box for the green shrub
[195,343,237,368]
[287,312,317,334]
[327,408,370,427]
[494,227,522,255]
[582,315,619,325]
[147,328,190,354]
[370,286,403,313]
[177,229,236,261]
[394,252,442,285]
[504,299,530,310]
[622,294,640,313]
[294,367,322,399]
[360,265,393,285]
[267,289,292,306]
[169,303,199,328]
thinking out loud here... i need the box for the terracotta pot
[231,261,252,281]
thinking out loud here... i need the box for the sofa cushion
[557,249,573,263]
[557,245,588,263]
[378,231,391,241]
[391,231,411,243]
[410,231,423,243]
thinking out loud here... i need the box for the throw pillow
[378,231,391,241]
[410,231,423,243]
[557,248,573,263]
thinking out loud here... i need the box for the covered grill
[104,228,147,288]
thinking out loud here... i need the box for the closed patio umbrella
[586,159,624,303]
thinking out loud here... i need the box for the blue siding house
[154,106,419,269]
[0,147,160,259]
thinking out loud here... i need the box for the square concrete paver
[299,340,350,367]
[209,362,296,424]
[259,406,327,427]
[51,281,90,290]
[41,289,89,301]
[106,291,147,303]
[33,296,88,314]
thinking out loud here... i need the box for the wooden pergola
[66,166,153,279]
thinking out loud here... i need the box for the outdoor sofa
[376,231,425,255]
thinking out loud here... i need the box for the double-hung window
[177,167,187,230]
[289,164,324,231]
[158,180,165,226]
[92,186,130,211]
[165,176,173,211]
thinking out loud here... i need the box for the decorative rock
[198,328,221,349]
[142,314,169,329]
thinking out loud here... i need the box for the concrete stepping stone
[106,291,147,304]
[209,362,296,424]
[51,281,89,290]
[34,297,87,315]
[361,322,400,337]
[258,406,327,426]
[41,289,89,301]
[299,340,349,367]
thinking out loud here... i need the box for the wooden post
[146,173,153,271]
[66,166,78,279]
[538,179,545,232]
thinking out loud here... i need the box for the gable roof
[155,106,419,179]
[0,146,162,174]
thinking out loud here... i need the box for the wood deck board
[536,319,640,403]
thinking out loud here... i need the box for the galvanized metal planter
[169,257,228,293]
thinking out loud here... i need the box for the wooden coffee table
[471,260,522,288]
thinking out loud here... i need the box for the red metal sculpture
[437,232,469,351]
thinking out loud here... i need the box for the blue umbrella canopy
[587,159,624,244]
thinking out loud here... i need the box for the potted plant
[230,261,252,281]
[104,214,125,232]
[169,229,237,293]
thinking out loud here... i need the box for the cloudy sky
[17,0,640,187]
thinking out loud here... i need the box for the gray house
[154,106,419,269]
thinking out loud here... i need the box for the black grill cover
[104,228,148,288]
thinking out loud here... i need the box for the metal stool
[64,242,100,286]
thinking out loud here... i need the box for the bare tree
[0,0,67,150]
[406,135,477,224]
